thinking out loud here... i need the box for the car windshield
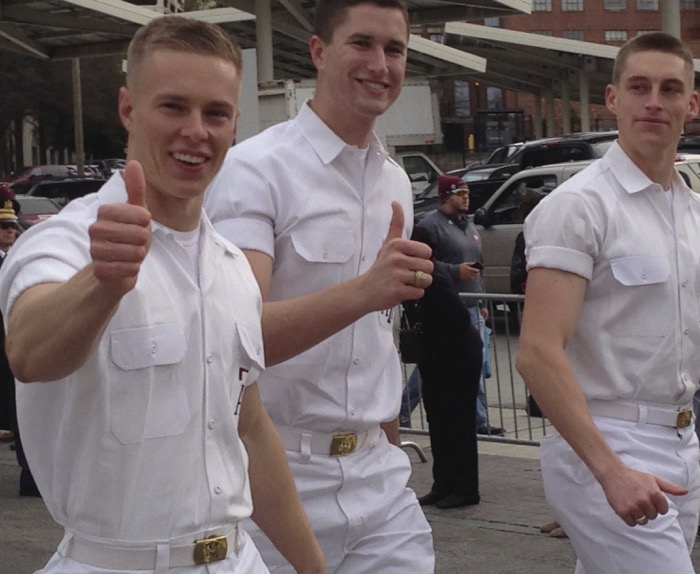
[592,140,615,156]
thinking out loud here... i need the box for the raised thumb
[384,201,405,243]
[124,160,147,208]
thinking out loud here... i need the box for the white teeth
[364,81,385,90]
[173,153,205,165]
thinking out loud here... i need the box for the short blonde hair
[612,32,694,86]
[126,16,242,88]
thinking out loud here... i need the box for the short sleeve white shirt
[0,174,265,544]
[525,142,700,405]
[205,101,413,432]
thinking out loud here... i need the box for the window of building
[533,30,554,36]
[636,0,658,9]
[562,0,584,10]
[604,0,626,9]
[454,81,470,118]
[533,0,552,10]
[562,30,585,40]
[680,0,697,8]
[484,17,500,27]
[605,30,628,42]
[487,87,503,110]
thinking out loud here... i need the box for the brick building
[437,1,700,152]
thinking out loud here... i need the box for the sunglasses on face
[0,222,17,230]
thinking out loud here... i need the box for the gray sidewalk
[1,437,700,573]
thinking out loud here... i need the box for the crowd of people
[0,2,699,574]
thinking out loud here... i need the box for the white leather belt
[587,400,693,429]
[59,524,240,570]
[276,425,381,457]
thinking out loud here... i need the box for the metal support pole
[255,0,274,82]
[579,71,591,132]
[71,58,85,176]
[661,0,681,38]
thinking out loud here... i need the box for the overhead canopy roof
[444,21,700,105]
[0,0,525,78]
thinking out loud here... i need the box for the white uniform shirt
[0,174,265,544]
[205,101,413,432]
[525,142,700,405]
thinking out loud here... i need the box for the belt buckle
[330,432,357,456]
[193,534,228,565]
[677,410,693,429]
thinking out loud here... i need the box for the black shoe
[477,424,504,436]
[418,491,446,506]
[435,493,480,509]
[19,486,41,498]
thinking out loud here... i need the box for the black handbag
[399,300,424,364]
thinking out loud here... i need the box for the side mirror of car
[473,207,491,228]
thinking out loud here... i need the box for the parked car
[473,154,700,294]
[675,154,700,192]
[93,158,126,178]
[472,160,596,293]
[14,177,106,207]
[14,194,62,230]
[448,142,525,178]
[10,164,79,184]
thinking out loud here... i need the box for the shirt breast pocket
[290,226,354,285]
[609,255,672,337]
[109,324,190,445]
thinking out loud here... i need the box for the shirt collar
[603,140,685,195]
[296,100,387,165]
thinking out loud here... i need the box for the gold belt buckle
[193,534,228,565]
[677,410,693,429]
[330,432,357,456]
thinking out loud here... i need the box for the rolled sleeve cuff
[212,217,275,260]
[527,245,593,281]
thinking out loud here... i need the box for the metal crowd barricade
[398,292,553,447]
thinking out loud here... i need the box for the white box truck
[245,78,443,196]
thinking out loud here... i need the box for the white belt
[59,524,240,570]
[276,425,381,457]
[587,400,694,429]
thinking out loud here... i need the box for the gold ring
[414,270,429,288]
[635,515,649,526]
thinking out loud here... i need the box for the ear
[604,83,617,116]
[686,90,699,123]
[309,35,326,73]
[118,86,134,132]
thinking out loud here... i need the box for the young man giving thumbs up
[0,16,325,574]
[205,1,435,572]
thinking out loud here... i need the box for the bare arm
[5,162,151,382]
[516,267,687,527]
[239,383,326,574]
[248,202,433,366]
[380,418,399,446]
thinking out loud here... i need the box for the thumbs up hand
[358,201,433,312]
[88,160,152,295]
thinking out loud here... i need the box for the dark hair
[313,0,409,43]
[127,16,242,88]
[612,32,694,86]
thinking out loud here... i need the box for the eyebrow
[348,33,407,51]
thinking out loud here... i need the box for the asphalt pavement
[2,436,700,573]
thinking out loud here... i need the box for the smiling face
[606,50,699,168]
[309,2,408,144]
[119,48,240,226]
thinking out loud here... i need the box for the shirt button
[641,272,647,280]
[361,254,366,262]
[353,358,360,365]
[322,251,328,260]
[214,486,223,494]
[151,342,157,355]
[684,328,689,335]
[206,354,214,364]
[682,281,688,288]
[350,407,356,415]
[208,419,216,430]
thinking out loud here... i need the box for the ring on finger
[414,270,429,288]
[635,515,649,526]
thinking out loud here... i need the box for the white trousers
[541,415,700,574]
[245,432,434,573]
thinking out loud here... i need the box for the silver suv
[473,160,594,293]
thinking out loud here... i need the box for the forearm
[6,265,122,382]
[381,418,399,446]
[243,397,325,573]
[516,343,624,482]
[262,275,377,366]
